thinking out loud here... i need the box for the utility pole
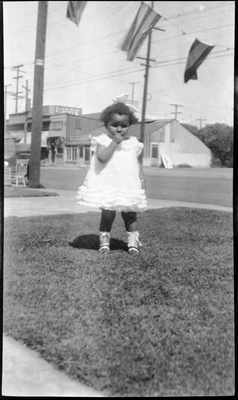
[22,80,31,143]
[196,117,206,130]
[170,104,183,120]
[11,64,25,113]
[139,1,154,162]
[129,81,139,104]
[138,1,165,162]
[22,80,31,111]
[29,1,48,188]
[4,84,12,134]
[137,2,164,163]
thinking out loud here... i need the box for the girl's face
[106,113,130,138]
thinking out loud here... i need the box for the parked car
[4,135,30,167]
[4,136,18,167]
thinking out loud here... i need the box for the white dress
[77,133,147,212]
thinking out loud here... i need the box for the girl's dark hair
[100,102,138,126]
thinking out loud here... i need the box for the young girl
[77,102,147,254]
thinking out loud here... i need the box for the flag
[184,38,215,83]
[66,1,87,27]
[121,2,162,62]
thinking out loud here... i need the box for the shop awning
[7,131,25,140]
[19,131,50,147]
[65,135,91,146]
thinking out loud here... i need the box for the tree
[181,123,199,137]
[199,123,233,167]
[182,122,233,167]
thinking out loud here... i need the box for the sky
[3,1,235,127]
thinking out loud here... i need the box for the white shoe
[127,231,142,254]
[99,232,110,253]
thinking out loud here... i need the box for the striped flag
[66,1,87,27]
[121,2,162,62]
[184,38,215,83]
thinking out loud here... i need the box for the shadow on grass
[68,234,128,251]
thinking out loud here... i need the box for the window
[159,129,164,142]
[51,121,63,130]
[74,118,81,129]
[152,145,158,158]
[84,146,91,161]
[170,125,175,142]
[67,147,77,161]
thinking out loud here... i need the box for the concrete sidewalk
[2,188,232,396]
[4,187,232,218]
[2,335,106,397]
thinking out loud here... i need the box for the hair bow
[112,93,140,114]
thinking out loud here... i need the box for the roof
[5,132,18,140]
[129,120,173,138]
[6,131,25,140]
[88,119,173,139]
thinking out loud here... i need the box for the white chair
[11,159,29,187]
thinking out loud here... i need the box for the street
[40,167,233,208]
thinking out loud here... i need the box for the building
[87,119,211,168]
[6,106,102,166]
[6,107,211,168]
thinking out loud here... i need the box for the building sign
[29,106,82,117]
[161,153,173,169]
[55,106,81,115]
[51,121,63,130]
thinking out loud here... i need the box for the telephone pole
[170,104,183,120]
[22,80,31,143]
[29,1,48,188]
[11,64,25,113]
[196,117,206,129]
[4,84,12,134]
[22,80,31,111]
[139,1,165,163]
[129,81,139,104]
[139,1,154,160]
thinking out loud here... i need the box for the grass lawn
[4,186,59,198]
[3,208,234,397]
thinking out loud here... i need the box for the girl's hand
[113,133,129,144]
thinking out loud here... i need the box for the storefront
[65,135,92,166]
[47,136,65,165]
[6,106,102,167]
[19,131,50,160]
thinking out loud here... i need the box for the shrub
[176,164,192,168]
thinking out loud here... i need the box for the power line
[45,67,145,92]
[152,48,233,67]
[4,1,234,124]
[4,2,234,73]
[151,23,234,49]
[158,1,234,21]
